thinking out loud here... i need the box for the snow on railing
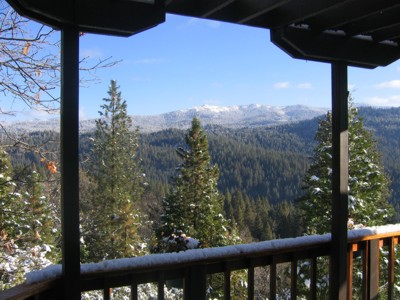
[26,224,400,284]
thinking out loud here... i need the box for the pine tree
[84,80,145,261]
[0,151,56,289]
[299,102,392,235]
[0,149,18,240]
[297,102,394,298]
[21,170,58,256]
[155,117,244,299]
[156,117,238,248]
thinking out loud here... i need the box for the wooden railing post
[184,265,207,300]
[388,237,396,299]
[248,262,255,300]
[368,240,379,300]
[290,260,297,300]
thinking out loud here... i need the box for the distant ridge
[1,104,328,133]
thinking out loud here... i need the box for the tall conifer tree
[157,117,236,248]
[84,80,144,261]
[299,102,392,234]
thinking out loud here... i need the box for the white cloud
[375,80,400,89]
[273,82,290,89]
[297,83,312,89]
[363,95,400,107]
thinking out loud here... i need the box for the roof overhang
[7,0,165,36]
[6,0,400,66]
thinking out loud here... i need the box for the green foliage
[155,117,238,248]
[299,104,393,234]
[0,150,58,290]
[83,80,145,261]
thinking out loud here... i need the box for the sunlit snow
[26,224,400,285]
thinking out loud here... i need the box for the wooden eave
[6,0,400,67]
[165,0,400,68]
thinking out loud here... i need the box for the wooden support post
[61,26,81,299]
[329,62,349,300]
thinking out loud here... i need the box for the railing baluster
[290,260,297,300]
[310,257,317,300]
[248,263,255,300]
[185,265,207,299]
[131,280,138,300]
[362,241,368,300]
[224,269,231,300]
[388,237,396,300]
[103,287,111,300]
[347,243,356,300]
[270,260,276,300]
[368,239,379,299]
[158,272,165,300]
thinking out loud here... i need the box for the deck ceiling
[7,0,400,68]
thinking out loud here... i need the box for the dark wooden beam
[343,5,400,37]
[7,0,165,36]
[246,0,354,29]
[166,0,236,18]
[307,0,400,33]
[61,26,81,300]
[271,26,400,68]
[329,62,348,300]
[372,23,400,42]
[203,0,288,25]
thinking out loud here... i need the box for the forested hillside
[3,106,400,230]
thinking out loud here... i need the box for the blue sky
[10,14,400,121]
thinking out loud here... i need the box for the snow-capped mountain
[1,104,328,133]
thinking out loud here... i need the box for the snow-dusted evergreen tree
[20,170,58,258]
[0,149,18,240]
[84,80,145,261]
[299,102,392,234]
[156,117,237,248]
[0,152,56,290]
[155,117,244,299]
[297,101,394,299]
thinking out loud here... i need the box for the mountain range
[2,104,329,133]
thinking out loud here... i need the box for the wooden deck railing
[2,225,400,300]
